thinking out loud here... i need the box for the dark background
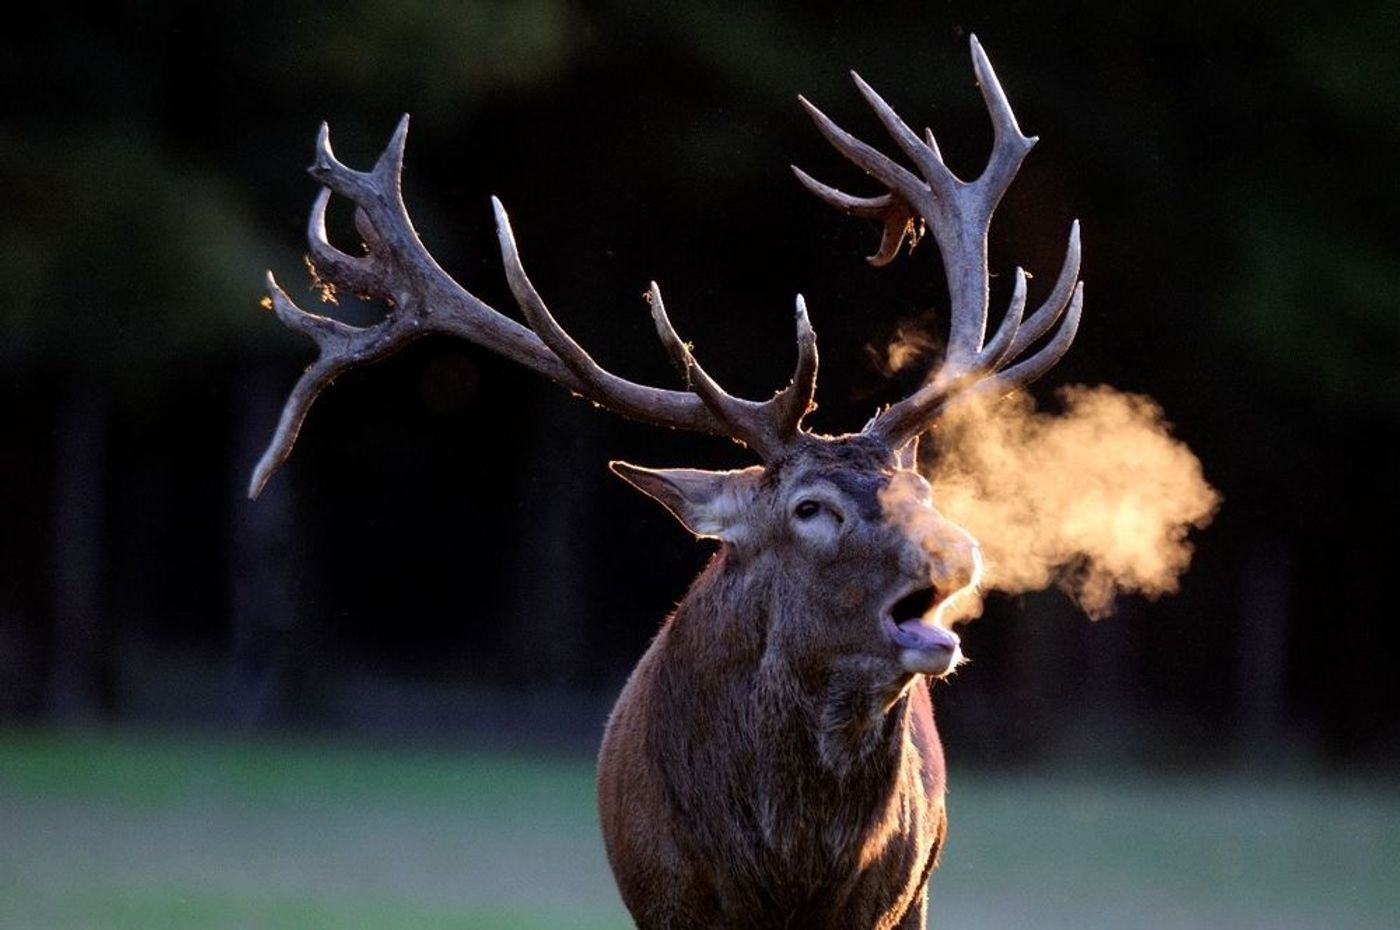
[2,1,1397,771]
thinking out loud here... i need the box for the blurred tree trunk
[1078,599,1137,760]
[1237,537,1292,753]
[499,398,596,687]
[1002,599,1067,761]
[225,363,302,726]
[47,379,110,720]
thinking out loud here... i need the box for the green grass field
[2,729,1396,929]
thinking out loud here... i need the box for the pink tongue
[895,620,959,653]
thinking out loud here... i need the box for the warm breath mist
[922,385,1219,621]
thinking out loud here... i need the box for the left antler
[794,34,1083,449]
[251,116,818,498]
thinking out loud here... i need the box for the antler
[794,34,1083,450]
[250,116,818,497]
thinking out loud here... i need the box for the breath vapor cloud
[923,385,1219,620]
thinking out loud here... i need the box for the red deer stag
[250,35,1081,930]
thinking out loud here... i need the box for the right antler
[250,117,817,497]
[794,34,1084,450]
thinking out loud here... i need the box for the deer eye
[793,500,821,520]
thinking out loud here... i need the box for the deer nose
[927,527,981,598]
[933,548,977,596]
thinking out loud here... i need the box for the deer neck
[666,549,917,780]
[650,550,929,894]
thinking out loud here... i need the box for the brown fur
[599,436,966,929]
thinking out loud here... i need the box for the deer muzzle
[880,521,980,676]
[881,576,969,676]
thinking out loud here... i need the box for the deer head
[610,436,979,682]
[249,35,1081,682]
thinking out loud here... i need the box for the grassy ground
[1,729,1396,929]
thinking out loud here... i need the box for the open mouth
[881,584,962,676]
[890,586,941,624]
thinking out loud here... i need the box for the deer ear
[609,461,762,542]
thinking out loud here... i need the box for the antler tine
[996,281,1083,388]
[249,271,408,499]
[490,200,720,430]
[795,95,931,270]
[253,117,826,496]
[1007,220,1081,359]
[796,95,927,206]
[790,167,916,268]
[966,35,1038,209]
[777,295,819,439]
[848,72,957,204]
[976,267,1028,372]
[305,188,387,301]
[864,276,1083,449]
[646,284,818,458]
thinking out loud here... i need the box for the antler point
[311,122,337,177]
[387,115,410,150]
[374,117,410,180]
[387,116,409,150]
[794,295,814,328]
[490,196,511,231]
[790,165,820,188]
